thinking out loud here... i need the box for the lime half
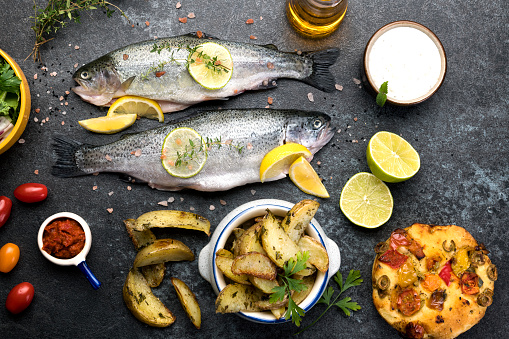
[367,131,420,183]
[339,172,393,228]
[162,127,207,178]
[187,42,233,90]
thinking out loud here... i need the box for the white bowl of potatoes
[198,199,341,324]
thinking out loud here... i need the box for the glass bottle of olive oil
[286,0,348,38]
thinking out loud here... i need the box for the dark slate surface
[0,1,507,338]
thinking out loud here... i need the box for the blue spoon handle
[77,261,102,290]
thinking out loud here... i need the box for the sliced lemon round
[289,156,330,198]
[107,96,164,122]
[78,114,137,134]
[187,42,233,90]
[339,172,393,228]
[367,131,420,183]
[161,127,207,178]
[259,143,312,183]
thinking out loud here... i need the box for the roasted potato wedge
[215,284,263,313]
[255,295,289,310]
[271,307,286,319]
[231,252,277,280]
[292,275,316,305]
[249,276,279,294]
[124,219,165,287]
[260,211,314,275]
[132,210,211,236]
[298,235,329,272]
[215,249,251,285]
[133,239,194,268]
[171,277,201,329]
[282,199,320,244]
[123,268,176,327]
[140,263,165,288]
[237,222,266,256]
[124,218,156,250]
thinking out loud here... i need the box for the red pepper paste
[42,218,85,259]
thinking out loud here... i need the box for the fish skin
[52,109,334,192]
[72,33,339,112]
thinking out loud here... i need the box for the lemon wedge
[259,143,312,183]
[161,127,207,178]
[107,96,164,122]
[289,156,329,198]
[187,42,233,90]
[339,172,393,228]
[78,114,137,134]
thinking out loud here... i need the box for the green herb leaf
[295,269,363,335]
[334,296,362,316]
[269,251,310,327]
[285,298,305,327]
[269,286,287,303]
[376,81,388,107]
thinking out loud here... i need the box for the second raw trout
[52,109,334,191]
[72,33,339,113]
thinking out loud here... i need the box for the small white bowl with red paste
[37,212,101,289]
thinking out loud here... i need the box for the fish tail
[302,48,340,92]
[52,136,88,177]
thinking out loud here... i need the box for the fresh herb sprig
[270,251,310,327]
[144,43,231,79]
[175,136,244,168]
[376,81,389,107]
[295,269,363,335]
[29,0,129,61]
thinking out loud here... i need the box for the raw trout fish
[72,33,339,113]
[52,109,334,191]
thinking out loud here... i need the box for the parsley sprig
[295,269,363,335]
[270,252,310,327]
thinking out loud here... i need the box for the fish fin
[52,136,88,177]
[301,48,340,93]
[121,76,136,91]
[262,43,279,50]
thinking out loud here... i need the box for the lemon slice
[339,172,393,228]
[187,42,233,90]
[78,114,137,134]
[259,143,312,183]
[367,131,420,183]
[107,96,164,122]
[289,156,329,198]
[161,127,207,178]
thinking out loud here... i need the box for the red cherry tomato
[6,282,34,314]
[0,243,20,273]
[13,183,48,203]
[0,196,12,228]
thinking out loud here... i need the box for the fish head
[72,56,123,106]
[285,112,334,154]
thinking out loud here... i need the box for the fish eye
[313,118,323,129]
[80,71,90,80]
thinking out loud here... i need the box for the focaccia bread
[372,223,497,339]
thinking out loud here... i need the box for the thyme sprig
[29,0,129,61]
[142,43,231,79]
[175,136,244,168]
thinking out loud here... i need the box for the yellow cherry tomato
[0,243,20,273]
